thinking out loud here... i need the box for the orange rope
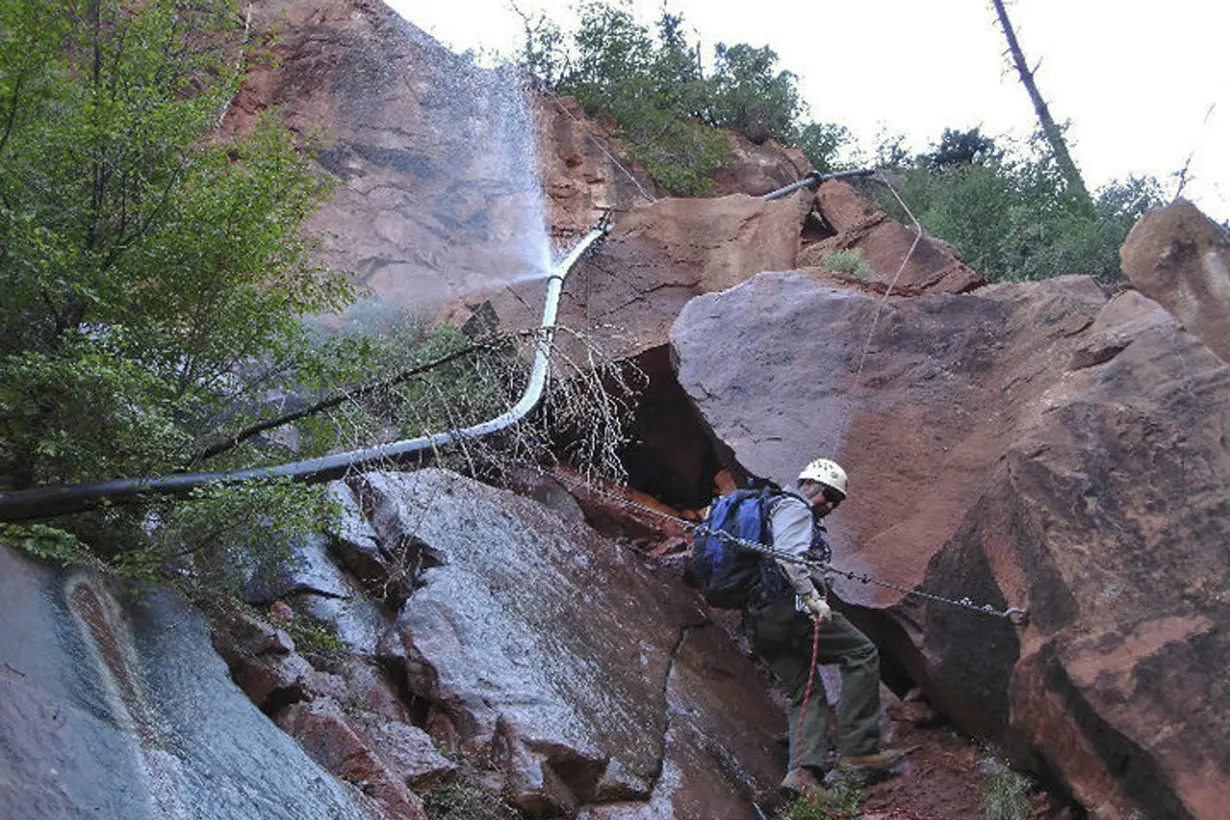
[793,612,824,799]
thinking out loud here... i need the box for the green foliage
[555,1,727,195]
[797,122,852,174]
[519,1,850,195]
[0,0,351,485]
[923,127,1002,171]
[781,767,863,819]
[629,120,730,197]
[0,522,82,563]
[707,43,802,144]
[283,612,345,662]
[0,0,354,590]
[983,767,1033,820]
[872,128,912,169]
[150,479,336,595]
[823,249,878,281]
[423,779,522,819]
[515,12,568,88]
[869,129,1164,284]
[302,302,515,461]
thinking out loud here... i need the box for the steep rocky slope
[3,0,1227,818]
[210,1,1230,816]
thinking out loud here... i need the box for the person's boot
[778,767,825,796]
[837,745,919,782]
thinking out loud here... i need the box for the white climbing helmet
[799,458,848,498]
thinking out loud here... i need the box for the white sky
[390,0,1229,222]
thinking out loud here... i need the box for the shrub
[422,779,521,820]
[823,249,878,281]
[984,768,1033,820]
[783,766,863,819]
[866,130,1164,284]
[0,0,352,588]
[518,1,851,194]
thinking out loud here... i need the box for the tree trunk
[991,0,1093,208]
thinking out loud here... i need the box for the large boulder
[478,192,809,368]
[797,181,985,295]
[1119,198,1230,363]
[338,469,786,818]
[707,134,811,198]
[0,546,376,820]
[670,270,1230,818]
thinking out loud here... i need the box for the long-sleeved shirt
[768,487,828,599]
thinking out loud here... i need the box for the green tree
[554,2,726,195]
[796,121,851,173]
[873,129,1163,284]
[0,0,355,583]
[707,43,801,144]
[565,1,656,115]
[520,1,842,194]
[922,127,1001,171]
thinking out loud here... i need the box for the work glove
[799,590,832,625]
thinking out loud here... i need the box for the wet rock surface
[0,546,376,820]
[671,269,1230,817]
[235,0,805,316]
[275,698,428,819]
[344,468,786,817]
[13,2,1226,817]
[233,0,557,308]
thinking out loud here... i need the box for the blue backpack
[692,483,800,609]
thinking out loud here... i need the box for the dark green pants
[746,597,881,768]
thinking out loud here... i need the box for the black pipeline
[762,168,874,201]
[0,221,612,523]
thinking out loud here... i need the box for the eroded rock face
[1119,198,1230,362]
[670,270,1230,818]
[342,469,785,818]
[0,546,375,820]
[707,134,811,198]
[798,181,985,294]
[234,0,807,316]
[535,95,662,238]
[233,0,562,308]
[481,192,809,368]
[276,699,428,819]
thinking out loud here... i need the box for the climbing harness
[535,466,1029,626]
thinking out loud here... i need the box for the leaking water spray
[0,218,614,523]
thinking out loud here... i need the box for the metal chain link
[535,466,1028,625]
[520,174,1033,626]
